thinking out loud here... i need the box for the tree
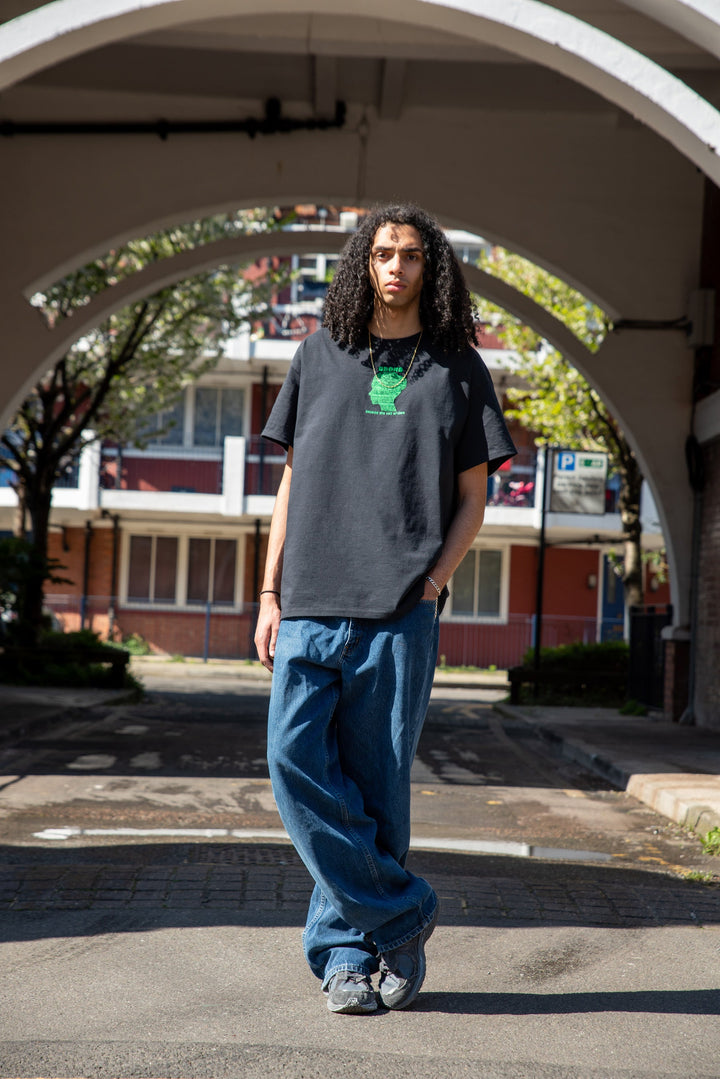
[1,210,289,643]
[474,247,645,610]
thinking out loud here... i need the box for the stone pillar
[694,439,720,728]
[662,627,690,723]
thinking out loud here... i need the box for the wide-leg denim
[266,599,440,987]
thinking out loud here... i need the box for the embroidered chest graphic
[366,367,407,415]
[365,331,422,417]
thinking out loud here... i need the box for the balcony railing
[0,438,629,526]
[100,448,224,495]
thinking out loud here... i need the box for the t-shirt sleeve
[455,351,517,477]
[261,344,302,450]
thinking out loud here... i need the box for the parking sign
[550,449,607,514]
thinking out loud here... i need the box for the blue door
[601,554,625,640]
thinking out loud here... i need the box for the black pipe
[532,445,550,692]
[108,514,120,642]
[259,365,268,493]
[1,99,347,139]
[81,520,93,630]
[250,518,262,658]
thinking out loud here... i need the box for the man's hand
[255,593,281,672]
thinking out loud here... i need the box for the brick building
[0,228,667,679]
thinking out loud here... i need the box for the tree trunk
[13,484,27,539]
[14,474,54,645]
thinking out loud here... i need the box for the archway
[2,0,719,717]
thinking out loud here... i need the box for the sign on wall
[550,449,608,515]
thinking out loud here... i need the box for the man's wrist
[425,575,442,596]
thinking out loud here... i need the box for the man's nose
[389,254,403,274]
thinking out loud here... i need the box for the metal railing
[44,594,627,669]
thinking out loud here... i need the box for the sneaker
[324,971,377,1014]
[378,904,439,1010]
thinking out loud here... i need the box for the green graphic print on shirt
[367,368,407,415]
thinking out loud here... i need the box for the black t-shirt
[262,327,516,619]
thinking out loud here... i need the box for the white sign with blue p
[550,450,608,514]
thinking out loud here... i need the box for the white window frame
[443,544,509,623]
[120,530,246,611]
[189,384,245,450]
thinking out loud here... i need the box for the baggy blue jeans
[266,599,440,988]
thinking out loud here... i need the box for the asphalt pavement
[1,659,719,1078]
[2,656,719,837]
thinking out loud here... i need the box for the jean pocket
[420,597,438,619]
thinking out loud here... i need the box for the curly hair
[322,203,476,353]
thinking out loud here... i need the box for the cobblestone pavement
[1,845,718,928]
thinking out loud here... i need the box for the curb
[494,702,720,837]
[0,687,138,746]
[494,702,631,788]
[128,657,510,687]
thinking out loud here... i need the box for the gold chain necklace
[368,329,423,390]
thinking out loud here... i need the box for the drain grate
[185,843,302,866]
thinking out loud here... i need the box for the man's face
[369,222,425,313]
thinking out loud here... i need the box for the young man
[255,204,515,1014]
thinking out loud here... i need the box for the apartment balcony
[0,438,647,541]
[0,437,285,522]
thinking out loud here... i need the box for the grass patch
[701,827,720,856]
[118,633,151,656]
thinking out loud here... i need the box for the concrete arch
[3,0,720,183]
[18,228,595,379]
[621,0,720,60]
[1,211,693,626]
[0,1,705,681]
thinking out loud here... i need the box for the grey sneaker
[378,904,439,1010]
[324,971,377,1014]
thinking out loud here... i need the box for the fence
[44,595,627,669]
[628,604,672,708]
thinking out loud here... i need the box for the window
[127,535,178,603]
[187,537,237,605]
[291,254,338,303]
[449,549,503,618]
[193,387,244,447]
[135,397,184,446]
[126,535,238,607]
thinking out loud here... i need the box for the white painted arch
[15,223,687,613]
[22,229,594,376]
[0,0,704,646]
[621,0,720,60]
[3,0,720,184]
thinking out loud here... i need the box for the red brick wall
[47,524,115,600]
[46,524,116,636]
[114,608,256,658]
[508,544,598,618]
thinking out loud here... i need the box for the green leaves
[10,209,289,462]
[1,208,292,639]
[473,245,645,606]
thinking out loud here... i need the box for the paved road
[0,677,718,1078]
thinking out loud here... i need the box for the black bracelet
[260,589,280,597]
